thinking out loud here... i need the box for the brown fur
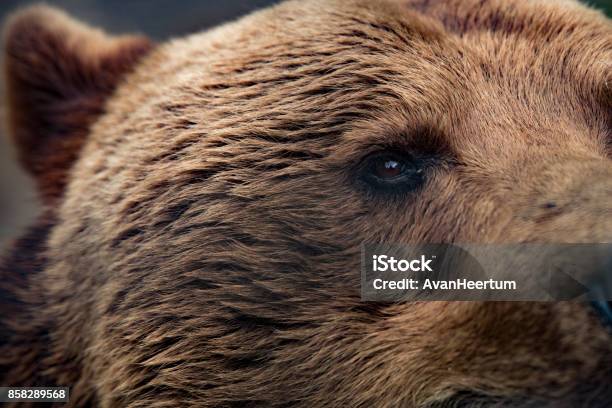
[1,0,611,406]
[3,6,152,203]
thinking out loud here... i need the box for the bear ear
[3,5,153,203]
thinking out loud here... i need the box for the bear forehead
[82,0,610,178]
[106,0,609,124]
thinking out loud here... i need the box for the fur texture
[3,6,152,203]
[1,0,611,406]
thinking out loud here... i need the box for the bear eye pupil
[375,159,402,179]
[359,151,427,193]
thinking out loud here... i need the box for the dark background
[0,0,611,250]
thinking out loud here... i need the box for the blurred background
[0,0,611,251]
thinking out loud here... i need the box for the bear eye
[374,158,403,179]
[360,151,425,192]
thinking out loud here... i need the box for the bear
[0,0,611,406]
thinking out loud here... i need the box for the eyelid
[358,148,413,166]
